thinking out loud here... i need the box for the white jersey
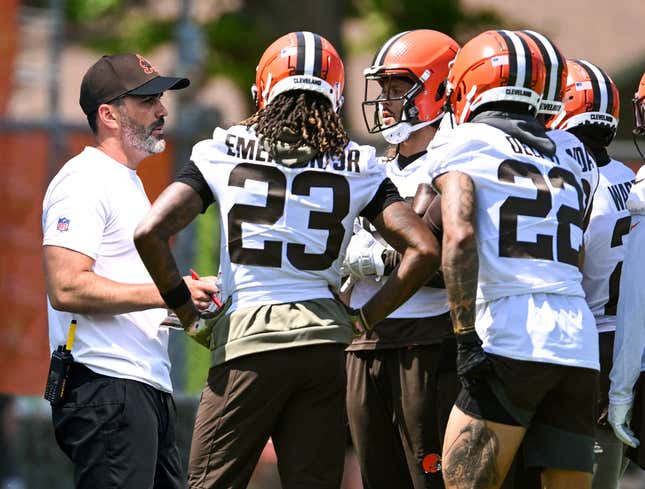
[547,130,600,219]
[609,166,645,405]
[350,152,449,318]
[42,147,171,393]
[428,122,598,369]
[582,159,634,332]
[191,125,391,313]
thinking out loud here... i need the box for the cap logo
[136,54,158,75]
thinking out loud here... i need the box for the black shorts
[52,363,183,489]
[455,353,598,473]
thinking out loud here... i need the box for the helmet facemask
[633,95,645,160]
[361,70,434,144]
[634,95,645,137]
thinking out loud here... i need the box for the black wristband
[161,280,191,309]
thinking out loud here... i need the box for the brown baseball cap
[79,53,190,115]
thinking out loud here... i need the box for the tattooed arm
[434,170,489,385]
[134,182,210,325]
[434,171,478,333]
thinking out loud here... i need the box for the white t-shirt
[190,125,391,313]
[42,147,171,393]
[428,122,598,370]
[350,152,449,318]
[582,159,634,332]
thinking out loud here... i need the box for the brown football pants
[188,343,347,489]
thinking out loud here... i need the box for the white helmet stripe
[524,30,558,100]
[302,31,316,75]
[578,59,609,113]
[502,30,527,88]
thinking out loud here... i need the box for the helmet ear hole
[435,79,446,101]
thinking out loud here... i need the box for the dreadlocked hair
[241,91,349,160]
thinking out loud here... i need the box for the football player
[608,70,645,472]
[342,29,459,489]
[498,30,572,489]
[134,31,441,489]
[500,31,599,489]
[428,30,599,489]
[551,59,634,489]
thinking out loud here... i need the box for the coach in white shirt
[42,53,217,489]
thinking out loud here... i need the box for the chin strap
[382,120,433,144]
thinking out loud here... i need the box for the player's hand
[455,329,491,389]
[183,310,218,349]
[161,299,229,349]
[346,307,372,338]
[343,236,386,280]
[608,402,640,448]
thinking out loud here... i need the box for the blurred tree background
[26,0,502,109]
[23,0,641,141]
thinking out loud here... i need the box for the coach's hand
[455,329,491,389]
[608,402,640,448]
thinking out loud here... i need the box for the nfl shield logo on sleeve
[57,217,70,232]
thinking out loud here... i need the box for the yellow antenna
[65,319,77,351]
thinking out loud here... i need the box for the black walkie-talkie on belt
[44,319,77,405]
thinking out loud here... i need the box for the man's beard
[120,113,166,155]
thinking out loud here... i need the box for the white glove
[343,236,386,280]
[339,274,357,294]
[608,402,640,448]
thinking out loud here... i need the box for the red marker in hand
[190,268,223,308]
